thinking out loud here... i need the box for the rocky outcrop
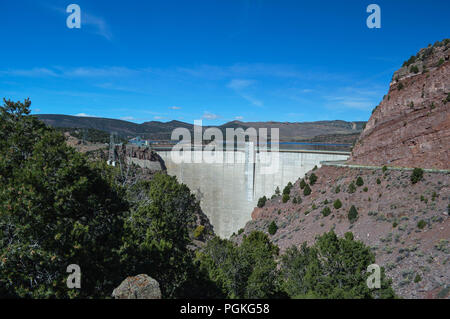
[117,144,161,162]
[349,39,450,170]
[112,274,162,299]
[116,144,167,171]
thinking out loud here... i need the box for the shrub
[437,286,450,298]
[194,225,205,239]
[321,207,331,217]
[410,65,419,74]
[257,196,267,208]
[371,105,378,114]
[282,193,290,203]
[303,184,311,196]
[283,182,293,195]
[299,179,306,189]
[122,173,203,298]
[292,197,297,204]
[309,173,318,185]
[333,199,342,209]
[348,205,359,223]
[417,220,427,229]
[313,165,318,171]
[335,185,341,193]
[438,58,444,66]
[363,187,368,192]
[403,55,416,67]
[348,182,356,194]
[376,178,381,184]
[268,221,278,235]
[432,192,437,201]
[344,232,354,241]
[356,176,364,187]
[392,222,398,228]
[198,231,280,299]
[274,186,281,196]
[398,82,404,90]
[410,168,424,184]
[414,274,422,283]
[280,231,396,299]
[382,166,388,173]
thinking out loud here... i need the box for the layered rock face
[349,40,450,170]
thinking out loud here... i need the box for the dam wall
[155,147,349,238]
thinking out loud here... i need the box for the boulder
[112,274,162,299]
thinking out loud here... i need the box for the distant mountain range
[36,114,366,142]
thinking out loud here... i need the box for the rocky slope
[349,39,450,169]
[239,166,449,299]
[237,40,450,299]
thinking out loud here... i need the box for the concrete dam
[154,146,349,238]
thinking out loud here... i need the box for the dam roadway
[149,145,350,238]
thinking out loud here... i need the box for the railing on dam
[148,145,351,155]
[137,140,353,153]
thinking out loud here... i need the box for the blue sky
[1,0,449,125]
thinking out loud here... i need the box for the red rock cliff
[349,40,450,170]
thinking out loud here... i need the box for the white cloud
[227,79,255,90]
[0,67,58,77]
[75,113,97,117]
[169,106,181,110]
[240,94,263,107]
[0,66,139,79]
[120,116,135,121]
[154,116,166,120]
[65,66,137,78]
[325,95,374,111]
[323,86,384,111]
[202,111,219,120]
[234,116,244,120]
[83,11,113,41]
[227,79,263,107]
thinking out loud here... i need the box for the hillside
[236,40,450,299]
[349,39,450,169]
[37,114,364,143]
[238,166,449,299]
